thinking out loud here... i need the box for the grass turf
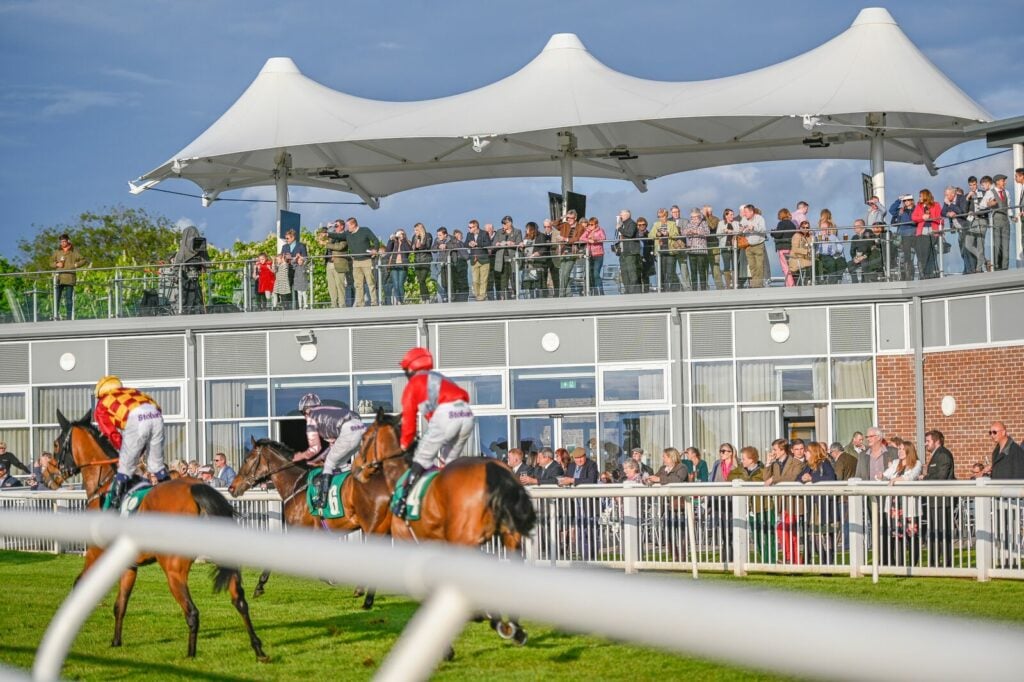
[1,550,1022,680]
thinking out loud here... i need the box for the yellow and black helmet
[94,375,123,398]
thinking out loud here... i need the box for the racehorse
[353,410,536,645]
[228,437,393,608]
[43,409,268,662]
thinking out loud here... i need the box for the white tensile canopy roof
[131,7,991,209]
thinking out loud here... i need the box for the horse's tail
[190,483,240,593]
[485,460,536,540]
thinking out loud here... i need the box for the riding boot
[313,472,333,510]
[105,474,129,511]
[153,468,170,483]
[393,462,425,519]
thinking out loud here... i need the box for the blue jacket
[889,199,916,237]
[280,240,308,259]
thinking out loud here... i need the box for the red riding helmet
[400,347,434,373]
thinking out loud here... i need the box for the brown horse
[353,410,536,644]
[43,409,267,662]
[228,437,393,607]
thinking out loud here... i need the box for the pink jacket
[582,226,606,257]
[911,202,942,236]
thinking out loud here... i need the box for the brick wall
[876,346,1024,478]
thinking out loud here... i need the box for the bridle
[53,424,119,505]
[355,422,409,480]
[240,443,304,490]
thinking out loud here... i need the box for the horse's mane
[253,438,295,456]
[75,420,120,459]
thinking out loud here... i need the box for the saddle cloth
[306,468,351,519]
[390,468,441,521]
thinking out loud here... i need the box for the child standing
[271,253,292,309]
[292,253,310,309]
[253,253,275,309]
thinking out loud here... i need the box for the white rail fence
[1,511,1024,682]
[2,481,1023,582]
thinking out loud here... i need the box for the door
[512,414,600,465]
[274,419,308,452]
[513,416,555,454]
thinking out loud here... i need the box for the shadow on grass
[0,551,59,566]
[5,645,256,682]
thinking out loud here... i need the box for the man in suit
[855,427,897,480]
[986,421,1024,479]
[984,174,1012,271]
[829,442,858,481]
[492,216,523,300]
[507,448,532,480]
[558,447,599,486]
[923,430,956,567]
[519,447,563,486]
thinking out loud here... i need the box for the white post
[848,488,864,578]
[376,584,471,682]
[976,484,992,583]
[685,496,698,580]
[731,485,748,577]
[622,495,640,575]
[870,132,886,206]
[1013,142,1023,266]
[559,130,575,217]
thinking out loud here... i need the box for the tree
[17,206,181,272]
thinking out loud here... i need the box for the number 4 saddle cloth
[389,468,441,522]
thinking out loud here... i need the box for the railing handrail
[2,509,1022,682]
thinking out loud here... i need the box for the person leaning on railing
[727,446,775,563]
[787,221,813,286]
[772,209,797,287]
[493,216,523,301]
[683,208,710,291]
[51,233,86,321]
[410,223,434,303]
[941,186,969,275]
[738,204,768,288]
[580,217,606,296]
[651,208,680,292]
[520,222,544,299]
[911,190,943,279]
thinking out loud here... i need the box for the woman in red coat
[910,190,943,278]
[252,253,275,308]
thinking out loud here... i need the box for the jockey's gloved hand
[153,468,170,482]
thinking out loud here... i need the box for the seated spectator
[684,447,708,482]
[558,447,599,487]
[869,221,896,280]
[621,459,647,485]
[648,447,688,485]
[0,461,24,489]
[519,447,563,485]
[199,465,226,489]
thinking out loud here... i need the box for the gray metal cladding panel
[269,328,350,375]
[508,318,594,366]
[877,304,906,351]
[597,315,668,362]
[922,301,946,348]
[31,339,106,384]
[352,326,418,372]
[108,336,185,381]
[946,297,987,346]
[690,312,732,359]
[734,308,827,357]
[990,292,1024,342]
[0,344,29,384]
[437,322,506,368]
[829,306,874,355]
[202,333,267,377]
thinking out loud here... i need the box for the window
[832,358,874,400]
[511,366,595,410]
[737,358,827,402]
[833,405,873,445]
[472,415,509,458]
[206,422,268,464]
[272,376,351,417]
[0,391,26,423]
[599,411,670,471]
[0,428,30,462]
[691,362,734,404]
[205,379,268,419]
[693,406,733,462]
[450,373,504,407]
[34,385,93,423]
[601,367,666,403]
[135,385,183,418]
[354,373,405,414]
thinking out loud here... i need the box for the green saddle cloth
[105,483,153,515]
[390,469,441,521]
[306,468,351,519]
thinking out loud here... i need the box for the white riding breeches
[117,403,165,478]
[322,419,367,475]
[413,401,475,469]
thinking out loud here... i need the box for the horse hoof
[354,587,365,597]
[253,587,264,598]
[110,640,121,648]
[361,601,374,611]
[495,622,515,640]
[444,646,455,662]
[256,654,270,664]
[513,628,528,646]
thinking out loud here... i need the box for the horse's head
[45,409,113,488]
[353,408,405,484]
[229,436,294,497]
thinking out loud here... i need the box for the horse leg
[75,546,104,587]
[111,567,138,647]
[225,571,269,662]
[361,587,376,610]
[163,563,200,658]
[509,617,528,646]
[253,569,271,598]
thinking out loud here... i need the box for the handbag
[736,235,750,250]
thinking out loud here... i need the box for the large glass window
[737,358,827,402]
[450,374,503,407]
[34,427,60,462]
[206,422,268,464]
[693,406,733,462]
[354,373,405,414]
[138,385,182,417]
[0,392,26,423]
[599,411,670,472]
[163,422,188,465]
[833,405,873,445]
[0,428,30,462]
[691,362,734,404]
[511,366,595,410]
[34,385,93,423]
[206,379,267,419]
[832,358,874,400]
[473,415,508,459]
[272,376,351,417]
[601,368,666,403]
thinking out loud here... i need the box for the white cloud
[101,67,168,86]
[39,88,133,116]
[377,41,403,50]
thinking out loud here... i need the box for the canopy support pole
[275,151,291,251]
[1014,142,1023,266]
[558,130,576,216]
[868,114,886,206]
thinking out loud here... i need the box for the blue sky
[1,0,1021,260]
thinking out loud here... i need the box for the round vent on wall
[941,395,956,417]
[541,332,560,353]
[299,344,318,362]
[769,323,790,344]
[59,352,76,371]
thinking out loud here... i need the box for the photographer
[382,229,412,305]
[172,225,207,314]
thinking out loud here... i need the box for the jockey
[393,347,474,518]
[291,393,365,509]
[94,375,169,510]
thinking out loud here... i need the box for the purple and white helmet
[298,393,322,412]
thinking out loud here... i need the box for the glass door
[512,413,600,466]
[513,416,555,454]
